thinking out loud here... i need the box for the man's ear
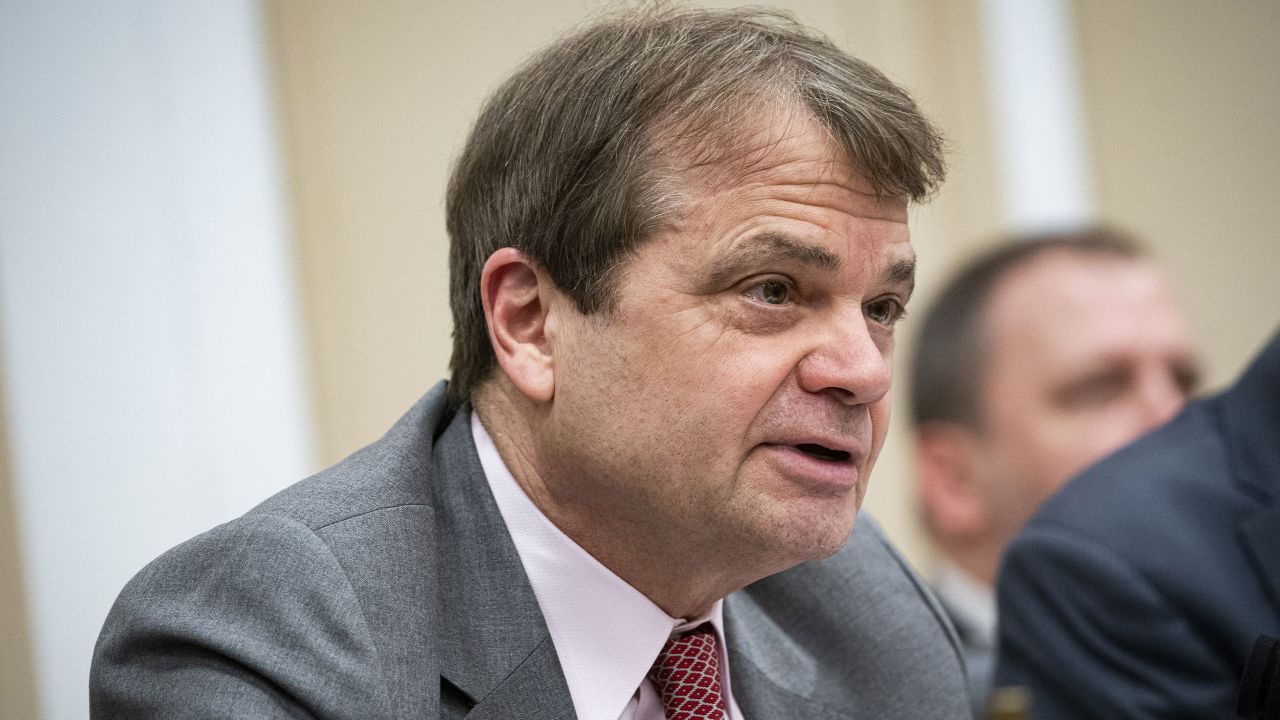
[914,422,989,541]
[480,247,557,403]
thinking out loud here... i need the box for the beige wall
[0,342,38,720]
[266,0,1276,573]
[1074,0,1280,388]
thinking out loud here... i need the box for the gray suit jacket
[92,382,969,718]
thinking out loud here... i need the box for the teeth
[796,443,849,462]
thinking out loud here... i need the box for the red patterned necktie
[647,624,728,720]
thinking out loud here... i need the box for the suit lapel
[462,636,575,719]
[728,654,848,720]
[724,592,848,720]
[431,408,576,719]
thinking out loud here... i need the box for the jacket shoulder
[729,512,969,719]
[1026,396,1229,542]
[91,383,457,718]
[250,383,451,529]
[91,512,396,717]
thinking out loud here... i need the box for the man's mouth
[793,443,851,463]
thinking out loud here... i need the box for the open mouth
[794,443,851,463]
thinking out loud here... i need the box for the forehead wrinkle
[748,179,907,223]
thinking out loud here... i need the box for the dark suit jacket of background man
[91,381,970,719]
[996,329,1280,718]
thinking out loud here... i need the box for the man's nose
[795,316,892,405]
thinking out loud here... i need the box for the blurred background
[1,1,1276,717]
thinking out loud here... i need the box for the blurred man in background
[908,228,1201,716]
[996,326,1280,719]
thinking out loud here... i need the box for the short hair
[446,6,947,413]
[908,226,1146,429]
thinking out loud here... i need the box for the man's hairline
[953,245,1160,437]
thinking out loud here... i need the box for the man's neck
[936,539,1000,589]
[472,384,750,619]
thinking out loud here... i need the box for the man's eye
[1055,371,1130,409]
[865,298,906,326]
[744,279,793,305]
[1172,362,1201,396]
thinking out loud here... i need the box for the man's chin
[759,505,859,568]
[802,518,858,562]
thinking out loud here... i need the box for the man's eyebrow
[884,256,916,294]
[705,233,842,288]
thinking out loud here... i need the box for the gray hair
[446,5,947,412]
[908,226,1146,430]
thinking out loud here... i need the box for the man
[908,229,1201,716]
[996,327,1280,718]
[92,8,968,720]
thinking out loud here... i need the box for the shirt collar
[933,560,996,649]
[472,413,732,720]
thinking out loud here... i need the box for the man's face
[974,251,1199,538]
[540,108,914,576]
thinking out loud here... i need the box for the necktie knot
[647,625,727,720]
